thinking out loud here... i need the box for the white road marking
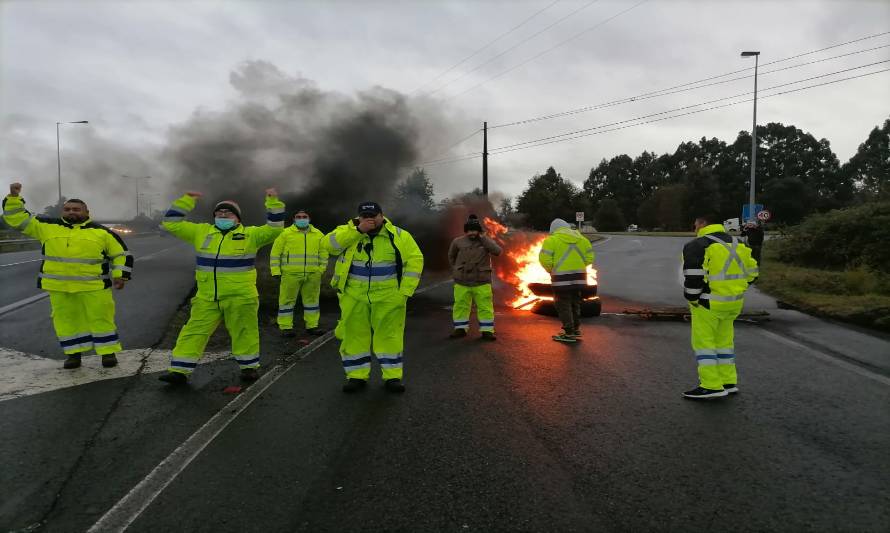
[759,329,890,388]
[87,278,453,533]
[0,258,41,267]
[0,349,233,402]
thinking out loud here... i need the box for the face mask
[294,219,310,229]
[215,218,237,230]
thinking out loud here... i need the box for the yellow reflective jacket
[161,194,285,300]
[270,224,328,277]
[324,218,423,299]
[539,227,595,288]
[682,223,759,310]
[2,194,133,292]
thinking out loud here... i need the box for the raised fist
[265,187,278,197]
[184,191,203,198]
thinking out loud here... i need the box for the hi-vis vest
[2,195,133,292]
[161,194,285,300]
[682,224,759,310]
[324,218,424,298]
[270,224,328,276]
[539,227,595,288]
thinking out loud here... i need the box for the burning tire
[530,296,602,318]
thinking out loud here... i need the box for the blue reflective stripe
[717,353,735,359]
[342,356,372,368]
[304,305,320,311]
[60,335,92,348]
[348,264,398,277]
[377,356,403,365]
[278,307,294,314]
[195,256,255,268]
[92,334,119,344]
[267,212,286,221]
[171,360,197,369]
[479,320,494,326]
[453,320,470,326]
[696,355,719,361]
[236,356,260,366]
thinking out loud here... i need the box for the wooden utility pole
[482,121,488,196]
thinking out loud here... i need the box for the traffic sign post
[575,212,585,222]
[742,203,763,222]
[756,209,771,222]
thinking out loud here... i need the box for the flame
[483,217,597,309]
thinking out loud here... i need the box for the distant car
[106,223,133,235]
[627,224,639,232]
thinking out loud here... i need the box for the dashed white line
[86,278,453,532]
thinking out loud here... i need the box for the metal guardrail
[0,231,160,249]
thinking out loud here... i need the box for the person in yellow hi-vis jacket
[2,182,132,369]
[323,201,423,394]
[270,209,328,337]
[157,188,285,385]
[681,213,759,400]
[539,219,595,344]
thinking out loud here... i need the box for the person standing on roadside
[448,214,501,340]
[539,218,595,344]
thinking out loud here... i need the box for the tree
[760,176,813,226]
[497,196,514,219]
[684,165,721,223]
[395,167,435,212]
[516,167,585,230]
[843,117,890,201]
[593,199,626,231]
[42,197,67,218]
[583,155,640,222]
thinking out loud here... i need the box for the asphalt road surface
[1,235,887,532]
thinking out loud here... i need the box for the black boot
[241,368,260,381]
[306,327,326,336]
[63,355,82,369]
[342,378,367,393]
[384,378,406,393]
[158,372,188,385]
[101,354,118,368]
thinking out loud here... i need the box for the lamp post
[56,120,89,205]
[122,175,152,216]
[741,51,760,221]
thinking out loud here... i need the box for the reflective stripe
[478,320,494,326]
[42,256,105,264]
[694,349,717,356]
[112,265,133,272]
[554,243,587,271]
[267,206,285,214]
[696,358,718,366]
[704,234,750,284]
[92,332,120,347]
[453,320,470,326]
[700,293,744,302]
[403,271,421,279]
[551,279,587,286]
[170,358,198,370]
[3,207,25,215]
[328,233,343,252]
[196,256,256,270]
[195,264,255,273]
[717,351,736,365]
[196,252,257,260]
[348,273,397,282]
[59,333,93,347]
[342,353,372,369]
[349,264,398,277]
[234,355,260,367]
[277,307,295,315]
[39,273,106,281]
[708,273,748,281]
[540,249,555,256]
[16,215,33,229]
[684,287,703,295]
[304,304,320,311]
[200,234,214,249]
[378,353,403,369]
[683,269,706,276]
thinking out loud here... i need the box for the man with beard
[2,182,132,369]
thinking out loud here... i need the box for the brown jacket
[448,235,502,286]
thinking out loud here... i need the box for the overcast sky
[1,0,888,218]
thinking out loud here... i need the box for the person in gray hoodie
[539,218,595,343]
[448,215,502,340]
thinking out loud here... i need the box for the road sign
[742,203,763,222]
[757,209,771,222]
[575,212,585,222]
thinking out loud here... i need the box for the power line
[418,65,889,166]
[423,0,601,97]
[409,0,562,95]
[423,128,483,161]
[489,43,890,128]
[444,0,651,102]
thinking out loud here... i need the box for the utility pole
[741,51,760,221]
[482,121,488,196]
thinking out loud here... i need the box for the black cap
[464,216,483,232]
[357,201,382,216]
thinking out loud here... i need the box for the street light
[741,51,760,221]
[56,120,89,205]
[122,174,152,216]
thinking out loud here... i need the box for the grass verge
[757,247,890,332]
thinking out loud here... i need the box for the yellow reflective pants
[690,304,739,390]
[277,273,321,330]
[49,289,122,355]
[169,297,260,375]
[452,283,495,332]
[335,291,406,381]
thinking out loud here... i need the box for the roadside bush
[773,202,890,273]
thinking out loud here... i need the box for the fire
[483,217,597,309]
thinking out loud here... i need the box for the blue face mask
[294,219,310,229]
[215,218,237,231]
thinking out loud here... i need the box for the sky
[1,0,888,219]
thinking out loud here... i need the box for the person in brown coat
[448,215,502,340]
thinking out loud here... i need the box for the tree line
[511,117,890,231]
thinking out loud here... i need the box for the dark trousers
[553,289,582,332]
[750,245,762,264]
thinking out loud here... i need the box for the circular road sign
[757,209,771,221]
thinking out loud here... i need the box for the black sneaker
[306,327,326,336]
[724,384,739,394]
[552,333,577,344]
[384,378,406,393]
[683,386,728,400]
[481,331,497,341]
[158,372,188,385]
[63,355,82,369]
[566,329,582,339]
[101,354,118,368]
[240,368,260,381]
[449,329,468,339]
[280,329,296,338]
[342,378,368,393]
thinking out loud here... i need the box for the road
[1,235,887,532]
